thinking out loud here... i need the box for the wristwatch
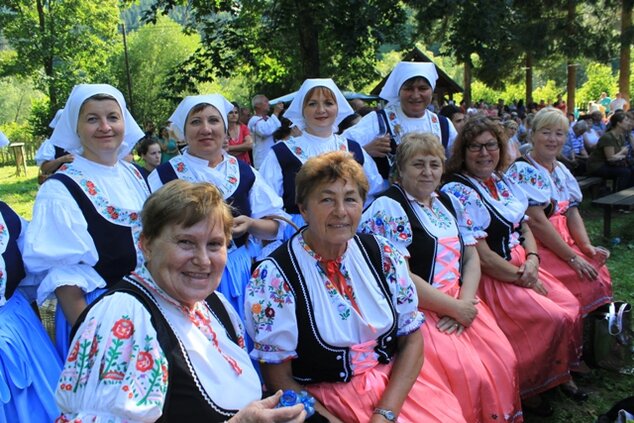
[373,407,397,422]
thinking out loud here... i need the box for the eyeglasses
[466,142,500,152]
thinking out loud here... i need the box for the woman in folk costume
[441,116,585,416]
[1,131,62,421]
[259,78,384,240]
[23,84,150,359]
[360,132,523,422]
[343,61,458,179]
[148,94,286,321]
[246,152,468,423]
[506,107,612,315]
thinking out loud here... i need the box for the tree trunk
[463,58,472,107]
[566,0,576,114]
[294,0,320,79]
[525,53,533,105]
[619,0,633,103]
[36,0,56,114]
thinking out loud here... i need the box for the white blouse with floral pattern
[245,232,424,366]
[56,265,261,422]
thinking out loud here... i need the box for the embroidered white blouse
[507,155,583,215]
[441,173,529,248]
[258,132,387,199]
[56,265,261,422]
[342,104,457,154]
[23,155,150,304]
[147,151,286,231]
[245,232,424,366]
[359,191,476,290]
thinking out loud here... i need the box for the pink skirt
[307,330,468,423]
[538,214,612,315]
[478,245,582,398]
[421,284,523,422]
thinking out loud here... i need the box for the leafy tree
[577,63,618,107]
[112,15,200,126]
[142,0,410,97]
[0,0,122,116]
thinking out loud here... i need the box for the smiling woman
[22,84,150,360]
[54,180,306,422]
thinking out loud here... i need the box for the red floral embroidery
[389,112,396,120]
[432,115,438,123]
[383,244,392,253]
[86,181,97,196]
[295,147,303,155]
[265,307,275,318]
[112,318,134,339]
[177,162,185,172]
[68,341,80,362]
[129,212,138,221]
[228,176,237,184]
[136,351,154,372]
[106,206,119,220]
[229,157,237,165]
[161,364,168,383]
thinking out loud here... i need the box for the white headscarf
[169,94,234,141]
[284,78,353,131]
[379,62,439,104]
[49,109,64,129]
[0,131,8,148]
[49,84,143,159]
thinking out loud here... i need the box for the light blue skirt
[55,287,107,360]
[0,291,62,423]
[217,245,252,324]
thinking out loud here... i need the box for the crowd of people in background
[0,60,630,422]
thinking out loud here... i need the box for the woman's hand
[568,255,599,280]
[232,215,253,238]
[230,391,306,423]
[448,298,479,327]
[363,133,392,158]
[530,280,548,296]
[516,256,539,287]
[437,316,465,336]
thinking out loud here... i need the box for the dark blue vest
[272,140,365,214]
[377,185,464,284]
[48,174,137,286]
[443,173,521,261]
[155,159,256,247]
[0,202,26,300]
[265,233,397,384]
[375,110,450,179]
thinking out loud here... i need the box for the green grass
[0,164,633,421]
[0,164,39,219]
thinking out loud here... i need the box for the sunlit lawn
[1,164,633,421]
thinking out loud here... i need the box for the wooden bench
[592,187,634,237]
[576,176,604,198]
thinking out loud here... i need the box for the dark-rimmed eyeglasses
[466,142,500,152]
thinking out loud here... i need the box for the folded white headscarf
[284,78,353,132]
[49,84,143,159]
[49,109,64,129]
[169,94,234,141]
[0,131,9,148]
[379,62,439,104]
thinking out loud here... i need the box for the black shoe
[523,396,554,417]
[560,383,589,402]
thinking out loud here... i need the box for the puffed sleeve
[359,196,412,258]
[441,182,491,241]
[56,292,168,423]
[341,111,381,147]
[22,179,107,304]
[558,162,583,207]
[505,161,551,207]
[245,260,299,363]
[248,168,290,239]
[257,150,284,197]
[375,237,425,336]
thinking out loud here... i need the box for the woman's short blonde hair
[295,151,368,206]
[141,180,233,243]
[393,132,445,182]
[531,107,568,134]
